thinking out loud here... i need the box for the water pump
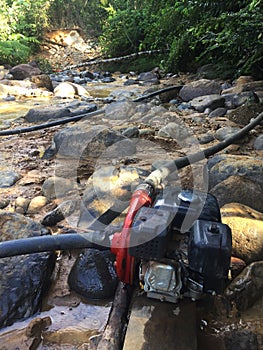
[112,185,232,303]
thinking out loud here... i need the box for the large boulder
[54,82,90,99]
[0,211,55,328]
[24,102,97,123]
[190,94,225,112]
[105,101,137,120]
[221,203,263,263]
[178,79,222,102]
[44,124,136,161]
[9,63,41,80]
[210,175,263,212]
[30,74,54,91]
[208,155,263,190]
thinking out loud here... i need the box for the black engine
[129,186,232,303]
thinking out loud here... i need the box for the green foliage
[99,0,263,76]
[99,9,151,56]
[0,39,32,65]
[48,0,107,37]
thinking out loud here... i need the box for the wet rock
[27,196,48,214]
[0,316,52,349]
[79,166,149,229]
[54,82,90,99]
[68,249,118,299]
[214,126,242,142]
[15,197,30,214]
[44,124,135,162]
[210,175,263,212]
[0,197,9,209]
[42,176,79,200]
[224,330,259,350]
[24,101,97,123]
[30,74,54,91]
[224,261,263,311]
[208,155,263,191]
[105,101,137,120]
[209,107,227,117]
[0,170,20,188]
[9,63,41,80]
[254,134,263,150]
[0,211,55,328]
[41,200,77,226]
[221,203,263,263]
[179,79,222,102]
[190,94,225,112]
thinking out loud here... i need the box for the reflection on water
[0,302,111,349]
[0,98,53,123]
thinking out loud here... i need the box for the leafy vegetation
[0,0,262,77]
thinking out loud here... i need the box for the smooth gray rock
[208,107,227,117]
[190,94,225,112]
[0,170,20,188]
[24,102,97,123]
[179,79,222,102]
[198,133,214,144]
[0,211,55,328]
[105,101,137,120]
[214,126,242,142]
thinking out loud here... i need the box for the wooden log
[96,282,132,350]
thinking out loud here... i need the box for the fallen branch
[62,49,169,71]
[97,282,132,350]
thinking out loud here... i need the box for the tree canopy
[0,0,262,77]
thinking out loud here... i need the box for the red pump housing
[111,184,153,284]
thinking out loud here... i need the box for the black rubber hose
[0,85,183,136]
[0,108,105,136]
[133,85,183,102]
[0,231,112,258]
[145,111,263,189]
